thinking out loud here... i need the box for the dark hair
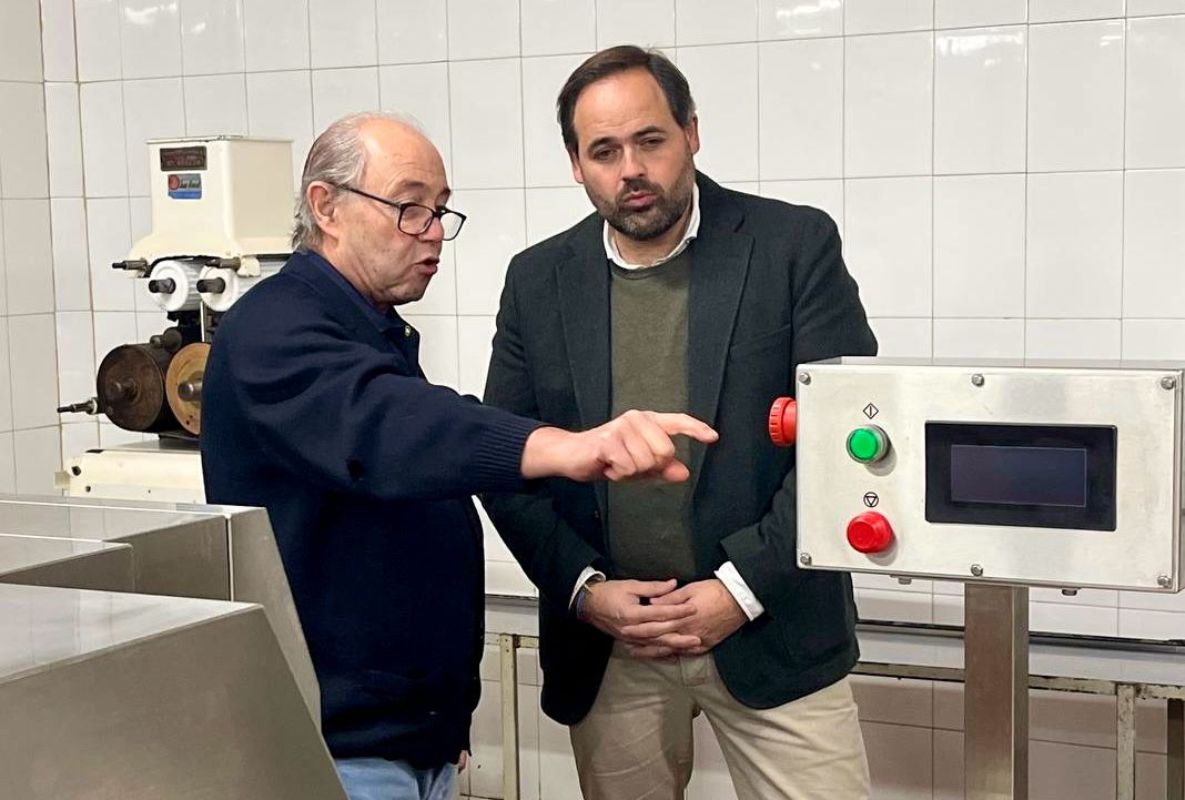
[556,45,695,154]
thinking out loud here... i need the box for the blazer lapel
[556,218,613,519]
[687,176,753,490]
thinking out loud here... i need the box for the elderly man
[200,111,716,800]
[482,47,877,799]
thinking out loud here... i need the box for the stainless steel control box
[794,358,1184,592]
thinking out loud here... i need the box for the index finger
[647,412,719,444]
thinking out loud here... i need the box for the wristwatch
[574,574,605,621]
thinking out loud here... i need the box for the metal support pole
[1116,684,1136,800]
[499,633,521,800]
[964,584,1029,800]
[1169,698,1184,800]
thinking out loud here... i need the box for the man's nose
[419,215,446,242]
[620,146,646,181]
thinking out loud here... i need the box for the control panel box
[794,359,1184,592]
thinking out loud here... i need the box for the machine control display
[926,423,1117,531]
[950,445,1087,508]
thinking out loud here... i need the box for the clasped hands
[579,577,748,658]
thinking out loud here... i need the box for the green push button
[847,426,889,464]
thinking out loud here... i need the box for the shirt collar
[603,183,700,270]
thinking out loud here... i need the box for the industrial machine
[58,137,293,500]
[0,495,345,799]
[771,358,1185,799]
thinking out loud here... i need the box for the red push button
[768,397,797,446]
[847,512,894,554]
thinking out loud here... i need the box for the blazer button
[592,510,601,521]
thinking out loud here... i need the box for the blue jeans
[335,757,457,800]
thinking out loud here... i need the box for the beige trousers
[569,643,870,800]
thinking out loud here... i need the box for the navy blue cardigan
[201,250,540,766]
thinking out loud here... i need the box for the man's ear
[569,149,585,185]
[308,182,340,239]
[685,114,701,157]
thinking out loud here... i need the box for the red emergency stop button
[847,512,894,554]
[768,397,796,446]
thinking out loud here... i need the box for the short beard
[592,165,695,242]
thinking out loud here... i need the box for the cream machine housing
[792,359,1184,594]
[59,137,293,440]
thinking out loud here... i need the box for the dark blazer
[481,173,878,725]
[201,250,539,766]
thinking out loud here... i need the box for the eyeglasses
[333,184,467,241]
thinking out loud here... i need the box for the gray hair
[292,110,426,250]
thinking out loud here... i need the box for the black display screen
[950,445,1087,508]
[926,423,1116,531]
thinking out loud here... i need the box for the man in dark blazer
[482,47,877,799]
[201,111,716,800]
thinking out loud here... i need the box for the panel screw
[798,372,811,385]
[970,564,984,577]
[1161,376,1177,390]
[799,553,812,566]
[1158,574,1172,588]
[971,374,985,387]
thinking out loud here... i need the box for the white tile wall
[846,0,933,35]
[1124,169,1185,317]
[184,74,249,136]
[1026,171,1124,318]
[522,55,588,188]
[449,60,524,189]
[933,174,1025,318]
[0,0,42,82]
[759,38,843,180]
[2,199,55,315]
[1127,15,1185,168]
[1028,20,1125,172]
[453,190,527,315]
[524,186,593,244]
[180,0,246,76]
[759,0,842,39]
[14,426,61,494]
[677,0,758,45]
[934,26,1026,175]
[448,0,520,61]
[44,82,84,197]
[311,67,379,132]
[377,0,446,65]
[74,0,123,82]
[34,2,1185,796]
[0,82,50,198]
[309,0,376,69]
[247,70,315,190]
[845,32,934,178]
[119,0,183,80]
[0,320,12,432]
[935,0,1027,28]
[122,78,186,195]
[79,81,129,197]
[599,0,675,47]
[678,44,759,182]
[844,177,932,317]
[50,199,91,312]
[8,314,60,431]
[40,0,78,82]
[243,0,310,71]
[522,0,595,57]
